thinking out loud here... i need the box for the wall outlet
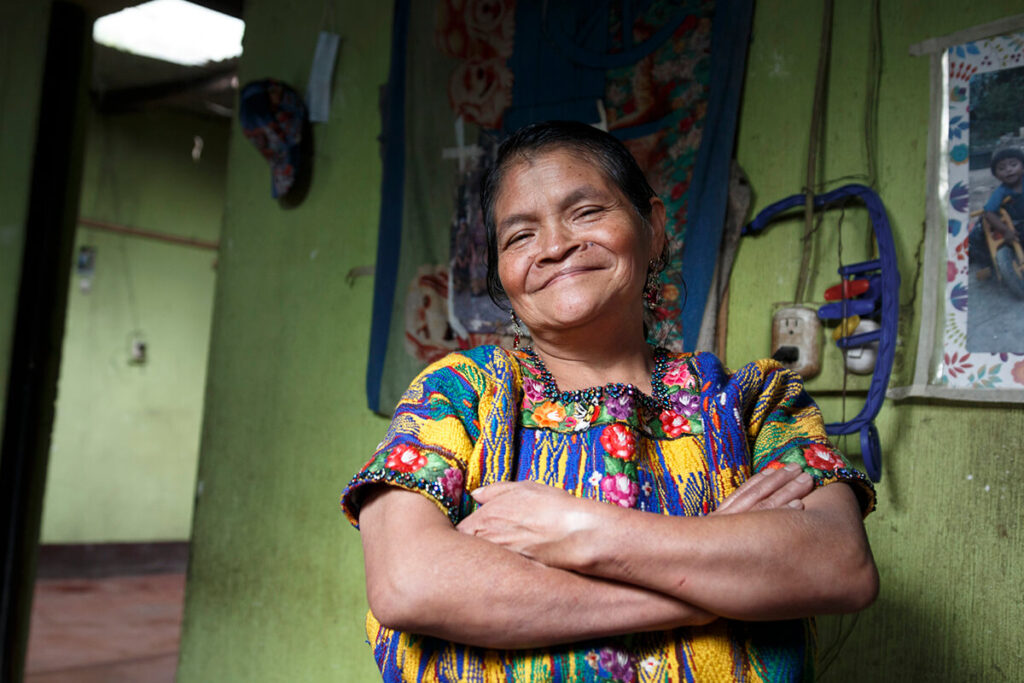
[770,305,821,378]
[129,336,147,365]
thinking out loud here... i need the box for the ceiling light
[93,0,244,67]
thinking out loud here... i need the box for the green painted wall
[730,1,1024,680]
[0,1,51,420]
[39,108,228,543]
[177,2,392,680]
[179,0,1024,680]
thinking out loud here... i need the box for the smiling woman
[341,121,878,683]
[492,148,663,358]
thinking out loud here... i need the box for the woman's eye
[504,232,529,247]
[576,206,604,219]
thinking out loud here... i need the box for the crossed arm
[357,465,877,649]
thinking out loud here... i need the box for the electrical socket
[129,337,147,365]
[770,306,821,378]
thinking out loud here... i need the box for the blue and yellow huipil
[341,345,875,683]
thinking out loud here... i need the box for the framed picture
[895,14,1024,402]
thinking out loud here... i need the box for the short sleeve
[985,185,1007,213]
[741,359,876,516]
[340,353,488,528]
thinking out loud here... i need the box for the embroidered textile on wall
[367,0,752,414]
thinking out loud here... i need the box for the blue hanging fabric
[679,0,754,350]
[367,0,755,414]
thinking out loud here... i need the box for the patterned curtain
[367,0,753,414]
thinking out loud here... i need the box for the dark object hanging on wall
[76,245,96,293]
[239,78,313,206]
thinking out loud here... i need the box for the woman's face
[493,148,665,337]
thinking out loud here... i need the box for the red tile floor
[24,573,184,682]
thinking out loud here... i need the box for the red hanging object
[823,278,870,301]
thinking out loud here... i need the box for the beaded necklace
[523,346,672,412]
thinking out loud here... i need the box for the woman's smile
[536,263,603,291]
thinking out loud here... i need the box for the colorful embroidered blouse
[341,346,875,683]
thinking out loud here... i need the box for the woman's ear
[648,196,668,260]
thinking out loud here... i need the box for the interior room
[2,0,1022,681]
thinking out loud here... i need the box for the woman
[342,121,878,682]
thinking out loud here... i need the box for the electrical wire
[837,201,849,429]
[794,3,882,672]
[318,0,337,33]
[814,0,882,193]
[819,201,853,681]
[793,0,885,310]
[116,234,145,358]
[819,612,861,677]
[864,0,882,189]
[794,0,835,305]
[817,2,884,655]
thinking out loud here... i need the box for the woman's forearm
[460,479,877,621]
[357,486,714,649]
[568,483,878,620]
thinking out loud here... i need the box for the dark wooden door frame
[0,3,91,680]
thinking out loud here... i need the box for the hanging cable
[863,0,882,189]
[814,0,882,193]
[115,232,144,355]
[794,8,881,669]
[816,200,854,679]
[794,0,834,304]
[837,200,849,425]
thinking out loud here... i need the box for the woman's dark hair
[480,120,657,308]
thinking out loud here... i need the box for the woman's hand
[458,465,815,565]
[713,463,815,515]
[457,481,609,569]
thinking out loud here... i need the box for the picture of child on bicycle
[963,62,1024,352]
[970,146,1024,266]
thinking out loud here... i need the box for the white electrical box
[770,305,821,378]
[842,318,880,374]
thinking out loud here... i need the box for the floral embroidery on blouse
[340,345,876,683]
[516,349,704,440]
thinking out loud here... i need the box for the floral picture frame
[895,14,1024,402]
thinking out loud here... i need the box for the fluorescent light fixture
[94,0,244,67]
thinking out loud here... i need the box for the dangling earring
[510,309,524,350]
[644,260,663,310]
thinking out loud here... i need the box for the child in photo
[970,146,1024,267]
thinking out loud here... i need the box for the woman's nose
[536,222,580,263]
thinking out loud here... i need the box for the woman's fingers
[469,481,520,504]
[754,471,814,511]
[456,481,605,570]
[715,465,797,513]
[714,464,814,515]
